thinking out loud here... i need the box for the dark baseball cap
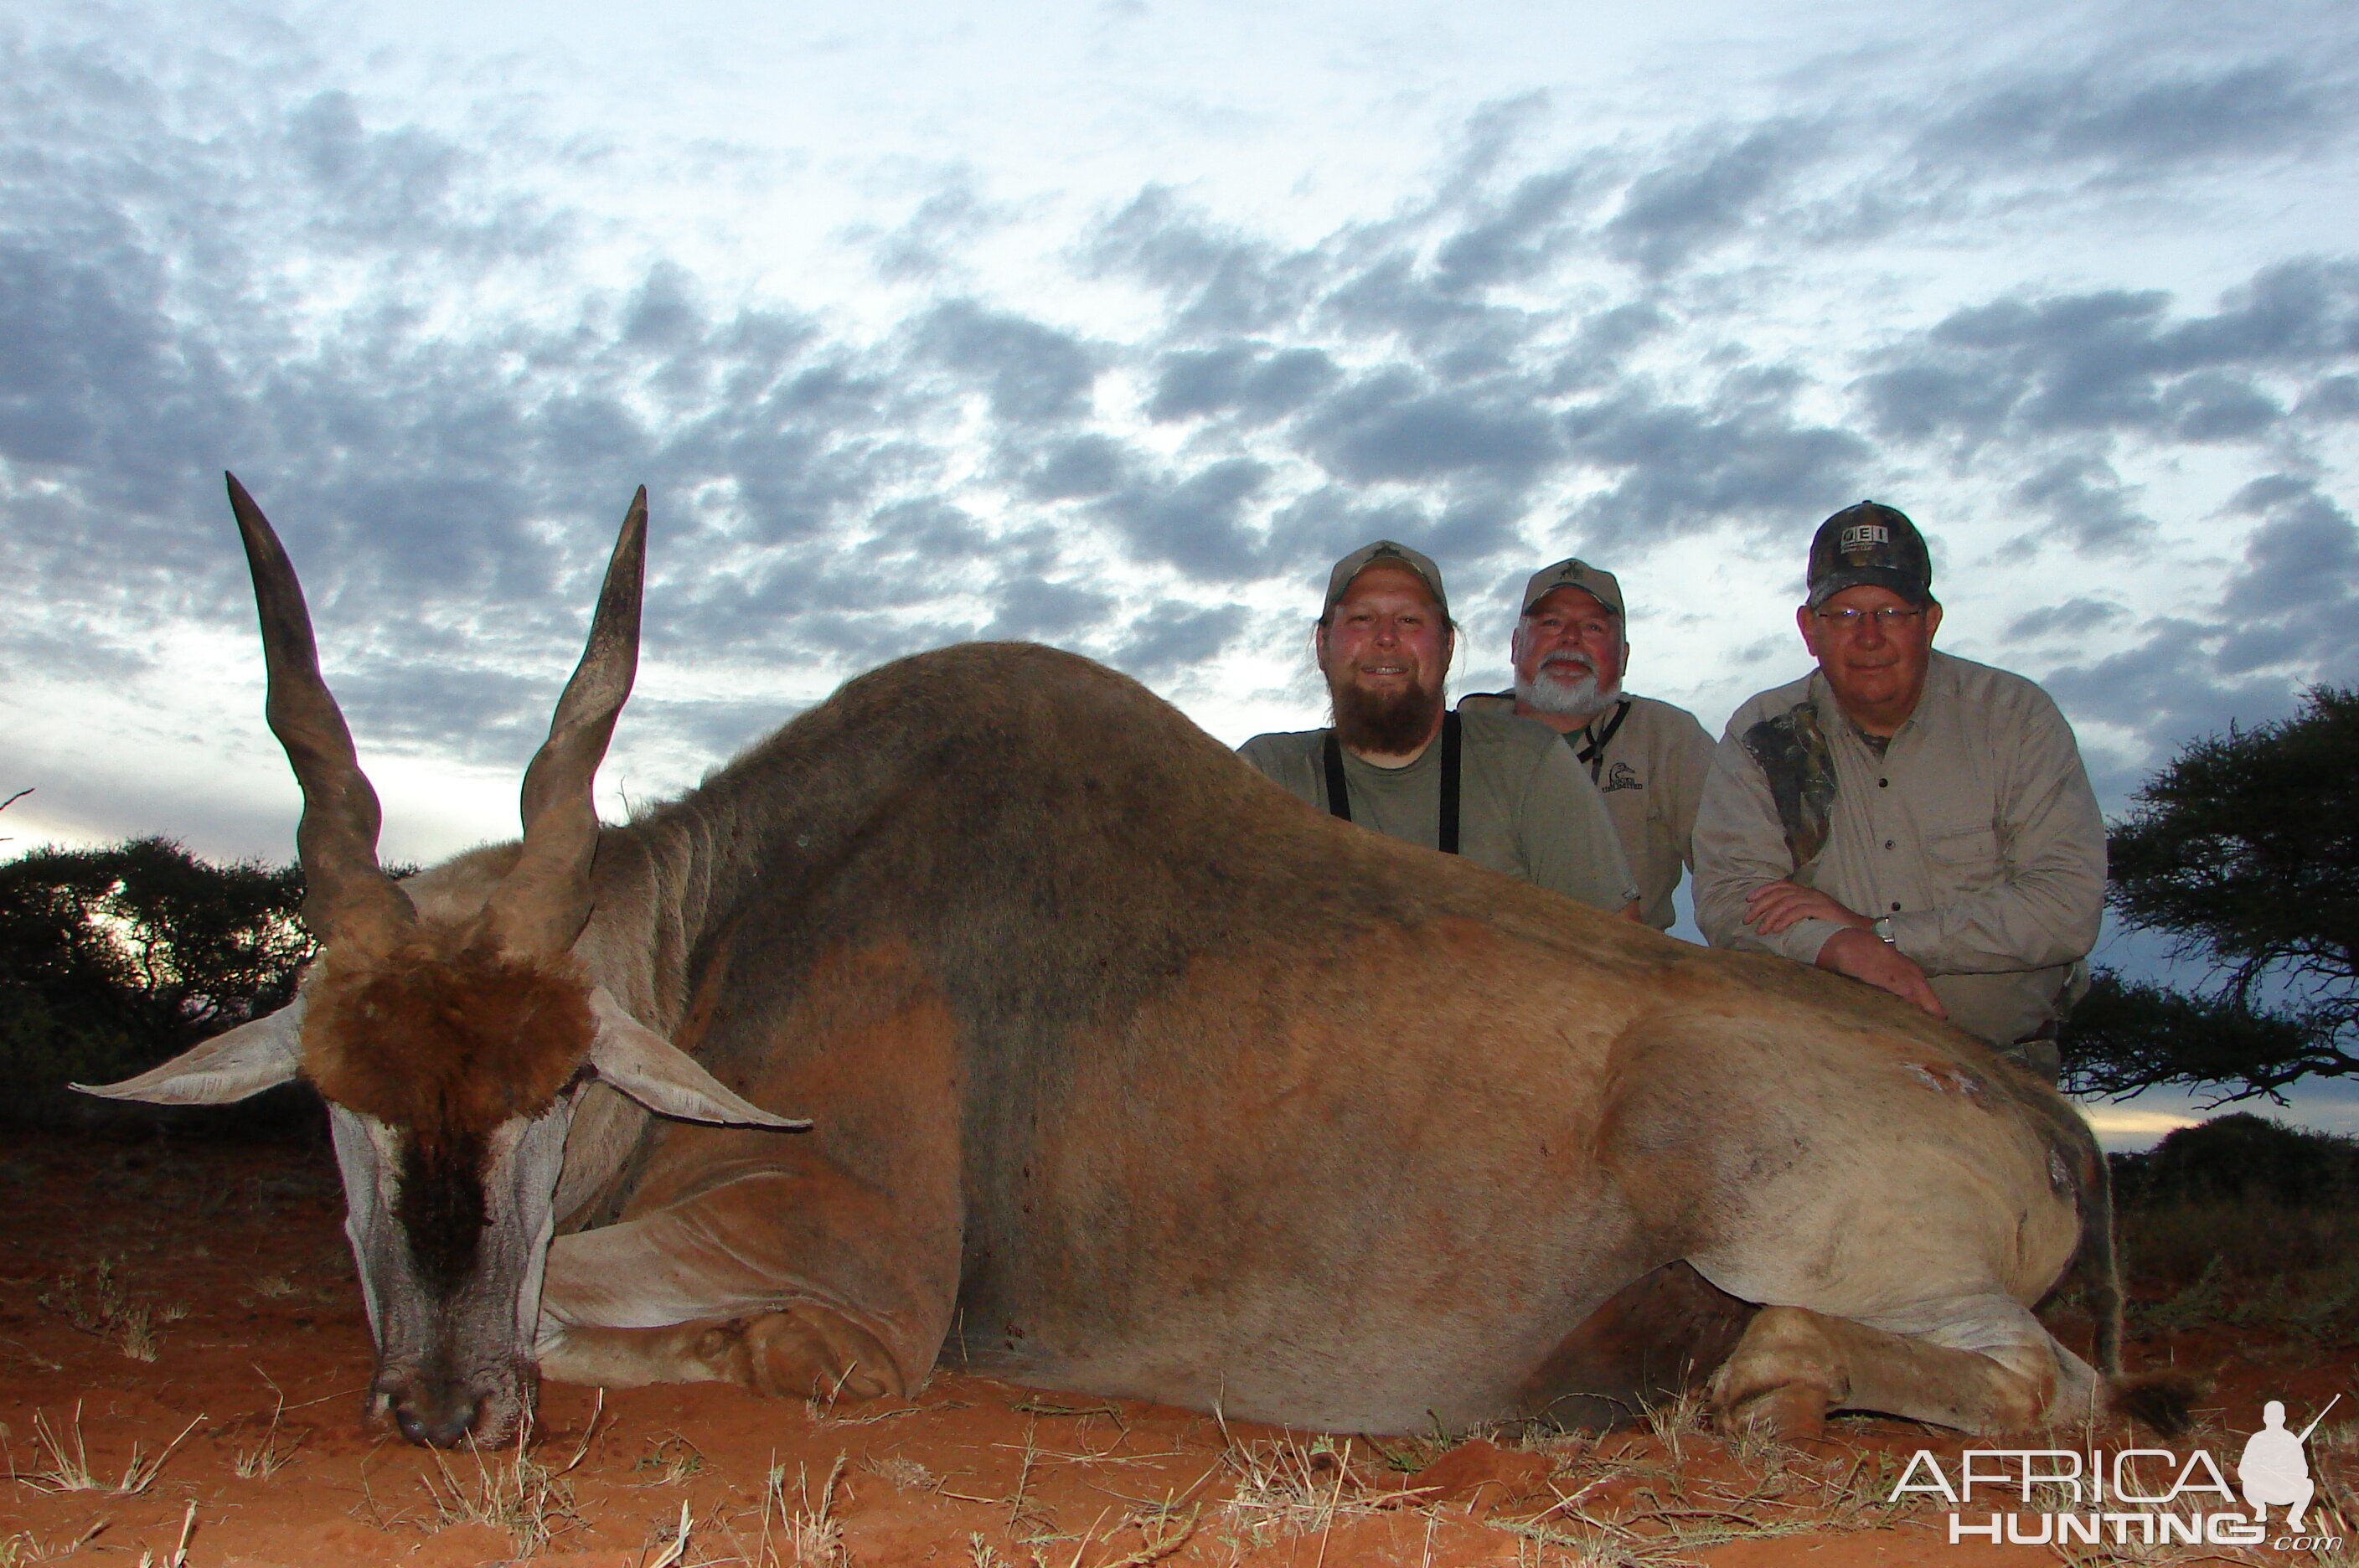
[1519,557,1623,618]
[1323,539,1449,618]
[1805,501,1934,607]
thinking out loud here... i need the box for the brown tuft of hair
[303,931,593,1136]
[2110,1370,2206,1437]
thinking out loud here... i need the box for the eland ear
[74,998,307,1106]
[585,989,808,1131]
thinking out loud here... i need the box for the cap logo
[1840,523,1889,557]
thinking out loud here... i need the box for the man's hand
[1814,927,1948,1019]
[1743,879,1871,936]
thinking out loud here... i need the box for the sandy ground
[2,1131,2351,1567]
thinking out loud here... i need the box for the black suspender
[1574,699,1633,782]
[1323,729,1353,823]
[1437,709,1462,854]
[1323,711,1462,854]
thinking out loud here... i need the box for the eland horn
[227,472,417,951]
[483,487,648,957]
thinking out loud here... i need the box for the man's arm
[1882,691,2105,975]
[1693,740,1947,1015]
[1661,706,1717,874]
[1691,727,1847,963]
[1517,740,1642,914]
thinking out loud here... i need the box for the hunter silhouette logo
[1897,1394,2343,1550]
[2242,1395,2332,1533]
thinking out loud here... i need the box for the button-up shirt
[1691,650,2106,1047]
[1457,691,1715,931]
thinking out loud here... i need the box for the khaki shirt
[1691,651,2105,1047]
[1239,709,1639,912]
[1458,692,1715,930]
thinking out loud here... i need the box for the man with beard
[1458,559,1715,931]
[1240,541,1639,916]
[1691,502,2104,1079]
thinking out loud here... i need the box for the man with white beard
[1458,560,1715,931]
[1241,541,1639,916]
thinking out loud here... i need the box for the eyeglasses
[1811,607,1926,630]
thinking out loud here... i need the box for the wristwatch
[1871,915,1897,945]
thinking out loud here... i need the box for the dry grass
[861,1452,940,1493]
[2121,1202,2359,1344]
[756,1450,849,1567]
[229,1389,304,1480]
[1216,1432,1382,1548]
[36,1257,168,1362]
[1489,1417,1933,1565]
[8,1402,203,1496]
[418,1427,580,1557]
[132,1502,197,1568]
[632,1432,708,1486]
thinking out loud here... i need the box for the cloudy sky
[4,0,2355,1140]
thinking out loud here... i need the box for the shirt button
[1890,901,1902,912]
[1878,778,1889,788]
[1883,839,1895,849]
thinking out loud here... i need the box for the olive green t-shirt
[1237,709,1639,912]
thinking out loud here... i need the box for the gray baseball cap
[1519,558,1623,618]
[1806,501,1934,607]
[1323,540,1448,618]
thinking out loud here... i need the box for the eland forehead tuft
[304,934,594,1133]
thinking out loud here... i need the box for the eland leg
[540,942,967,1406]
[537,1158,957,1401]
[1706,1295,2098,1438]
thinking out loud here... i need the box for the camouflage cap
[1805,501,1934,607]
[1519,558,1624,618]
[1323,539,1449,618]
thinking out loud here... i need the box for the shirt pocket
[1920,818,2004,895]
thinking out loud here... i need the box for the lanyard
[1574,699,1633,781]
[1322,711,1462,854]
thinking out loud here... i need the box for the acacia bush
[0,837,319,1132]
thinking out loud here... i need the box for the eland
[85,477,2155,1448]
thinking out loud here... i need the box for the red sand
[2,1131,2346,1565]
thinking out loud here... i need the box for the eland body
[92,480,2126,1448]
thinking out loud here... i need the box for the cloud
[1914,59,2341,176]
[1096,457,1275,580]
[914,299,1100,424]
[3,8,2355,871]
[1558,383,1874,550]
[1866,260,2359,443]
[2006,456,2155,554]
[1296,368,1560,486]
[2039,477,2359,784]
[1603,119,1825,276]
[2002,596,2129,643]
[1110,601,1252,679]
[1146,343,1340,426]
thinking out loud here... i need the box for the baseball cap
[1323,540,1449,619]
[1805,501,1933,607]
[1519,558,1623,618]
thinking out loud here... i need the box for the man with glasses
[1691,503,2105,1079]
[1458,559,1715,931]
